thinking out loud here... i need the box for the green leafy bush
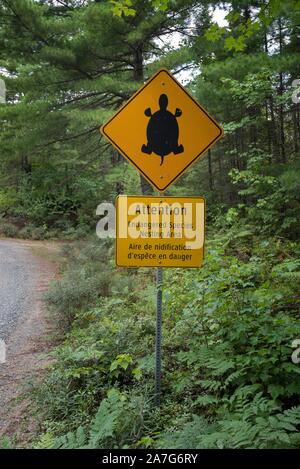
[157,402,300,449]
[0,221,18,237]
[32,231,300,449]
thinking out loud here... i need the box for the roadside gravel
[0,239,60,444]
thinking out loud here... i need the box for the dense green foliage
[0,0,299,450]
[1,0,299,234]
[33,225,300,449]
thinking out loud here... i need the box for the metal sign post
[155,266,163,407]
[155,190,164,407]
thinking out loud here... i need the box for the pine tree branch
[37,126,100,149]
[3,0,50,46]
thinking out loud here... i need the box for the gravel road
[0,240,41,341]
[0,238,58,443]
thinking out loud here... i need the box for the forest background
[0,0,300,449]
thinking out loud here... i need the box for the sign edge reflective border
[100,69,224,192]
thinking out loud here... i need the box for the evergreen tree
[0,0,197,227]
[181,0,300,237]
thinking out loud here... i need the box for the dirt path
[0,239,62,445]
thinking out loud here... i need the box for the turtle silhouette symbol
[141,94,184,165]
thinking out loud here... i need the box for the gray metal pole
[155,266,163,406]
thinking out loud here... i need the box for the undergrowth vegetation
[32,217,300,449]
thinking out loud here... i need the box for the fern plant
[157,399,300,449]
[51,389,148,449]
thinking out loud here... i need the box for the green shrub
[19,224,49,240]
[0,189,18,213]
[0,222,18,237]
[157,402,300,449]
[35,388,151,449]
[33,231,300,449]
[0,437,13,449]
[30,226,49,240]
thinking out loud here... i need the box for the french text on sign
[116,196,205,268]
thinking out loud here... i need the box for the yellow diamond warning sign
[116,195,205,268]
[101,69,223,192]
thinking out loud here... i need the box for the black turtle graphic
[141,94,184,165]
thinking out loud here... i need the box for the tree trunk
[21,155,31,174]
[208,149,213,190]
[265,103,272,156]
[279,72,286,163]
[269,96,279,162]
[264,31,268,54]
[292,106,299,154]
[278,19,286,163]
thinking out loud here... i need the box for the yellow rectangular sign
[116,196,205,268]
